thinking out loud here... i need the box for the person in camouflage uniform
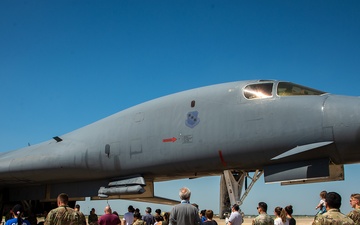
[44,193,80,225]
[132,212,146,225]
[252,202,274,225]
[75,204,86,225]
[347,193,360,225]
[313,192,354,225]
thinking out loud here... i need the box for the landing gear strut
[219,169,263,219]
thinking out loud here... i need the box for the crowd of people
[2,189,360,225]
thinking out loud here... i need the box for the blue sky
[1,0,360,216]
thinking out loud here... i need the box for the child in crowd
[315,190,327,215]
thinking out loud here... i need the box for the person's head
[12,204,24,217]
[128,205,135,213]
[75,204,80,212]
[320,191,327,199]
[325,192,342,209]
[134,212,141,220]
[163,212,170,221]
[274,207,282,216]
[155,215,162,222]
[155,209,161,215]
[104,206,112,214]
[57,193,69,206]
[135,208,140,214]
[257,202,268,213]
[232,204,240,212]
[284,205,293,216]
[200,209,206,216]
[191,203,199,210]
[12,204,24,224]
[205,210,214,220]
[179,187,191,200]
[274,207,287,222]
[113,211,119,216]
[145,207,152,214]
[350,193,360,209]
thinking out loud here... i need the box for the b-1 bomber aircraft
[0,80,359,216]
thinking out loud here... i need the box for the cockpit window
[244,83,273,99]
[277,82,326,96]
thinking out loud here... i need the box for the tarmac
[30,215,315,225]
[214,216,315,225]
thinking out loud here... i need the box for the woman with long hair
[284,205,296,225]
[161,212,170,225]
[274,207,289,225]
[5,204,31,225]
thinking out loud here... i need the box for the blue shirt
[6,218,31,225]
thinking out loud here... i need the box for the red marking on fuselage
[218,150,227,167]
[162,137,177,143]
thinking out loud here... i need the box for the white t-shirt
[228,211,243,225]
[274,217,289,225]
